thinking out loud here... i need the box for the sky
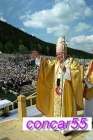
[0,0,93,54]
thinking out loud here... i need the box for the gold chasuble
[84,60,93,100]
[36,57,83,117]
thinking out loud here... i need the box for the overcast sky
[0,0,93,54]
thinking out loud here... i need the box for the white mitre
[56,37,67,54]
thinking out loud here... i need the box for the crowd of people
[0,53,39,96]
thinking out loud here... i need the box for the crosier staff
[59,38,67,140]
[60,43,65,118]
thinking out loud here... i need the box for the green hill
[0,20,93,59]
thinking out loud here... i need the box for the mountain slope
[0,20,93,58]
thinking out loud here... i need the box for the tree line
[0,20,93,59]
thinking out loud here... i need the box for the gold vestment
[36,57,84,117]
[84,60,93,100]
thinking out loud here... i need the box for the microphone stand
[59,45,65,140]
[60,53,65,118]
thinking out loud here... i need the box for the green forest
[0,20,93,59]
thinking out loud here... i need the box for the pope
[32,37,84,134]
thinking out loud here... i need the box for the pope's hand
[60,65,66,73]
[82,79,85,83]
[31,50,40,58]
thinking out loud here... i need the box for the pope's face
[56,52,66,62]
